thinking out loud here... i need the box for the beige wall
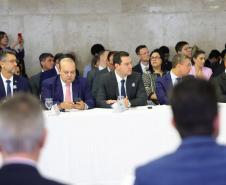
[0,0,226,76]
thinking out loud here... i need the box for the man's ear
[171,117,176,128]
[213,114,220,137]
[39,129,47,149]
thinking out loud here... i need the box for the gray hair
[171,53,190,68]
[0,93,45,154]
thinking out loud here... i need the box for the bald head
[59,58,76,84]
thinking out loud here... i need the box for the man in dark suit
[133,45,151,74]
[0,93,67,185]
[156,54,191,105]
[41,54,94,110]
[0,50,30,100]
[135,78,226,185]
[29,53,54,97]
[213,49,226,102]
[96,51,147,108]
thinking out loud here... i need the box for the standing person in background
[0,31,26,77]
[175,41,192,58]
[83,43,105,78]
[159,46,172,71]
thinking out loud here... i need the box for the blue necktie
[6,80,12,96]
[121,79,126,97]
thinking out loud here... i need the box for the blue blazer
[155,73,173,105]
[41,75,95,108]
[0,74,31,100]
[135,136,226,185]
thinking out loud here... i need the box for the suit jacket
[41,75,95,108]
[134,136,226,185]
[30,72,42,97]
[132,62,152,74]
[87,67,99,89]
[212,72,226,102]
[96,71,147,108]
[0,163,67,185]
[92,68,109,98]
[0,74,31,100]
[155,73,173,105]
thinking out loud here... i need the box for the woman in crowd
[0,31,26,77]
[189,49,212,80]
[142,49,168,105]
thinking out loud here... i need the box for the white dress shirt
[1,74,14,95]
[115,71,127,97]
[140,62,149,74]
[60,78,73,102]
[170,71,180,86]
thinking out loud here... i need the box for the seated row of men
[0,43,226,110]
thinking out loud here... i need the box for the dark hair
[113,51,129,65]
[0,49,16,61]
[208,49,221,59]
[169,77,218,138]
[192,49,205,59]
[39,53,53,62]
[135,45,147,55]
[91,44,105,56]
[175,41,189,53]
[54,53,63,63]
[159,46,169,54]
[107,51,116,61]
[149,49,166,72]
[221,49,226,59]
[0,31,7,42]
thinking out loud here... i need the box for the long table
[1,104,226,185]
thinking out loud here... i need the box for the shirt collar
[140,62,149,72]
[115,70,127,83]
[1,73,13,82]
[3,156,37,168]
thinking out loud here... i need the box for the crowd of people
[1,31,226,109]
[0,31,226,184]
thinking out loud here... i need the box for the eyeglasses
[150,56,161,60]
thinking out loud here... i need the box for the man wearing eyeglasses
[156,53,192,105]
[0,50,30,100]
[175,41,192,58]
[133,45,151,74]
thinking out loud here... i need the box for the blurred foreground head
[170,77,218,138]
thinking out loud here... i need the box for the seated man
[41,54,94,110]
[156,53,191,104]
[30,52,54,97]
[175,41,192,58]
[96,51,147,108]
[135,78,226,185]
[0,50,30,100]
[213,49,226,102]
[0,93,67,185]
[133,45,151,74]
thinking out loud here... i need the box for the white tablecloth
[1,104,226,185]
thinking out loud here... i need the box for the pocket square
[132,82,135,87]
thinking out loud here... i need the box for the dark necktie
[6,80,12,96]
[121,79,126,97]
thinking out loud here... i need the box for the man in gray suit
[29,53,54,97]
[96,51,147,108]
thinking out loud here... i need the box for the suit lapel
[166,73,173,89]
[72,77,79,101]
[111,72,119,97]
[126,75,133,98]
[13,75,19,93]
[55,76,64,102]
[0,75,6,97]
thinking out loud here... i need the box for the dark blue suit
[0,164,67,185]
[135,136,226,185]
[155,73,173,105]
[0,74,31,100]
[41,75,95,108]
